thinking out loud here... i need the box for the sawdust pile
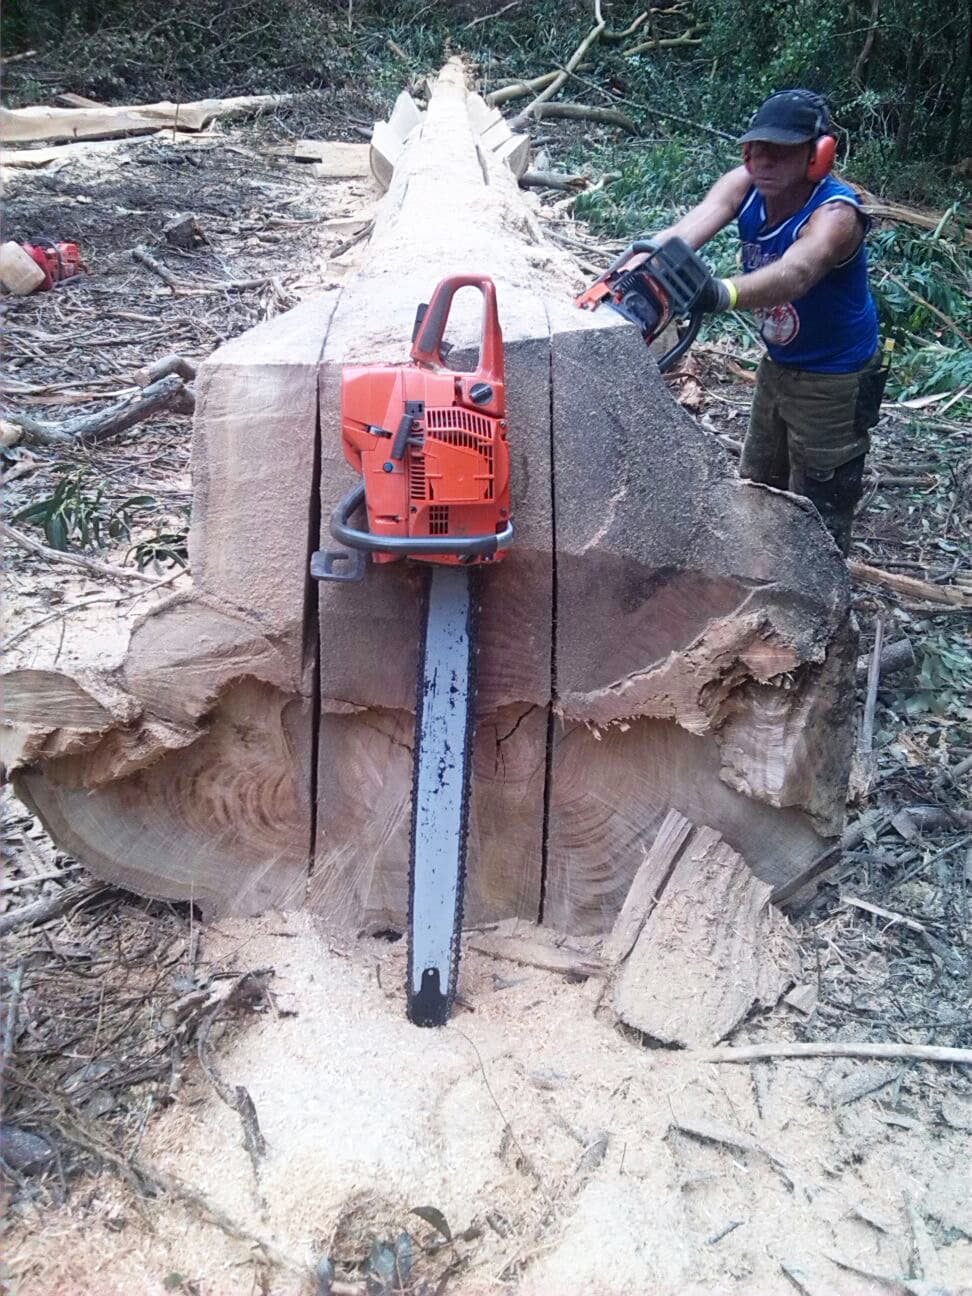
[7,912,971,1295]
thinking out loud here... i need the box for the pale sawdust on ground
[7,911,971,1296]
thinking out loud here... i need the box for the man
[651,88,882,554]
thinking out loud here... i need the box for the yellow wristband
[722,278,738,310]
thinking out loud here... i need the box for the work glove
[607,237,659,274]
[697,273,738,313]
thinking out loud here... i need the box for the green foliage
[13,471,156,553]
[128,527,189,571]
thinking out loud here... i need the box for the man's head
[739,89,835,195]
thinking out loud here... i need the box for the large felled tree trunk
[3,62,856,937]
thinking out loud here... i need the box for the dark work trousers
[740,352,883,555]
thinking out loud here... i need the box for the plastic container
[0,241,46,295]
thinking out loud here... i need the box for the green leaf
[46,513,69,551]
[410,1205,451,1241]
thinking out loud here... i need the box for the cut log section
[5,61,857,947]
[613,824,799,1046]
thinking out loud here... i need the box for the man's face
[743,140,813,197]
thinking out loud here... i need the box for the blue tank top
[737,175,878,373]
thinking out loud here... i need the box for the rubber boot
[803,455,866,556]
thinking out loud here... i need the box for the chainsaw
[312,275,512,1027]
[575,236,712,373]
[21,238,87,291]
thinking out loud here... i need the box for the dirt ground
[2,95,971,1296]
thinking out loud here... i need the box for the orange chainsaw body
[339,276,511,566]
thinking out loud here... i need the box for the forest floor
[2,93,971,1296]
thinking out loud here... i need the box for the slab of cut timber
[310,61,573,932]
[388,91,423,140]
[7,293,339,915]
[370,120,404,190]
[0,95,286,144]
[543,314,856,932]
[614,827,799,1046]
[467,93,503,136]
[281,140,371,174]
[601,808,693,965]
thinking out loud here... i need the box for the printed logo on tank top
[742,241,801,346]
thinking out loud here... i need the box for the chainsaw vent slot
[428,506,450,535]
[426,407,492,439]
[409,455,427,500]
[425,408,496,501]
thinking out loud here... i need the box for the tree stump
[3,61,856,937]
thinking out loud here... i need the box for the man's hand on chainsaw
[697,273,738,313]
[608,237,659,274]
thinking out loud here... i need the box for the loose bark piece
[600,808,693,965]
[467,929,605,978]
[695,1042,972,1065]
[614,827,799,1046]
[0,94,288,145]
[6,373,193,448]
[849,559,972,607]
[164,213,207,249]
[668,1117,793,1185]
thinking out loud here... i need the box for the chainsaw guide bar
[407,565,479,1027]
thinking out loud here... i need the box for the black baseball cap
[739,89,830,145]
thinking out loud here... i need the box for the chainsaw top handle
[411,275,503,408]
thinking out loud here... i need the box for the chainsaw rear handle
[323,483,515,560]
[411,275,502,391]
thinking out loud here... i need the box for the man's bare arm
[730,202,864,310]
[653,166,751,249]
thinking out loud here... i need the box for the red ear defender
[807,134,836,181]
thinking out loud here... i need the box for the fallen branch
[519,169,590,191]
[855,636,915,680]
[131,245,181,291]
[133,353,197,387]
[622,30,704,56]
[527,102,639,133]
[695,1042,972,1066]
[4,373,194,448]
[769,807,889,906]
[0,882,101,937]
[487,71,562,107]
[848,559,972,608]
[855,187,972,246]
[1,520,161,585]
[511,14,607,130]
[462,0,522,27]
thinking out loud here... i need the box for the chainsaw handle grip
[411,275,502,384]
[327,483,514,558]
